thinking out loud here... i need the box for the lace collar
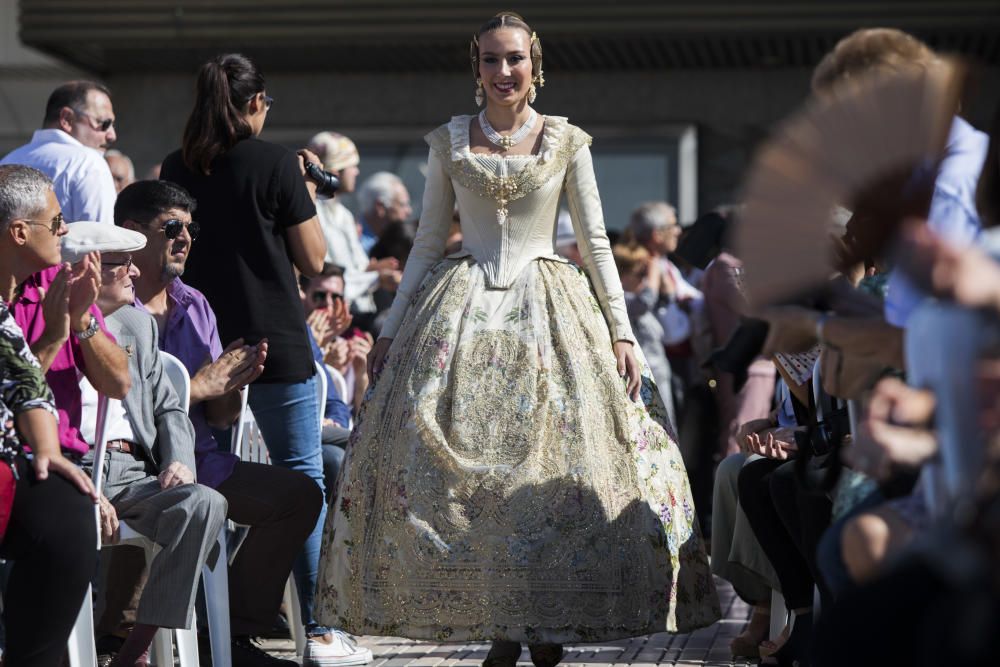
[446,114,569,164]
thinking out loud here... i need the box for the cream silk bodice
[380,115,634,344]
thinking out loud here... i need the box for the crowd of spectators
[2,24,999,667]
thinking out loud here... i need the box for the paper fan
[735,59,966,307]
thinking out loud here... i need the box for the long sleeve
[379,148,456,339]
[563,144,636,344]
[144,315,197,474]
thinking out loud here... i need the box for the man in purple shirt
[99,179,323,667]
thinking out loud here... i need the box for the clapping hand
[68,252,101,332]
[38,264,72,345]
[844,377,937,480]
[191,338,267,400]
[325,337,350,370]
[348,333,374,372]
[897,220,1000,310]
[308,302,353,347]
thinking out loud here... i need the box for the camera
[304,161,340,198]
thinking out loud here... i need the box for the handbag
[0,460,16,543]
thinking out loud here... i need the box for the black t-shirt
[161,138,317,384]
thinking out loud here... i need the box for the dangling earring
[475,79,484,107]
[527,83,537,104]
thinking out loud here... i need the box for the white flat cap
[61,221,147,263]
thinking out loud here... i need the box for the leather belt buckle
[106,439,136,455]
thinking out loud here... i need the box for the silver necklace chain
[479,109,537,151]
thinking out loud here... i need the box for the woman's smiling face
[477,28,534,108]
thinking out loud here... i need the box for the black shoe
[257,612,292,639]
[483,640,521,667]
[96,635,125,667]
[199,634,298,667]
[528,644,564,667]
[231,636,299,667]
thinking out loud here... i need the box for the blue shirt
[306,328,353,428]
[884,117,989,327]
[357,215,377,254]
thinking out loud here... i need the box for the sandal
[730,604,771,658]
[761,611,812,667]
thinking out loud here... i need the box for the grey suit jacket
[105,305,197,476]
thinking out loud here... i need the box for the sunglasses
[161,218,200,241]
[20,212,65,234]
[247,93,274,110]
[73,108,114,132]
[311,290,344,305]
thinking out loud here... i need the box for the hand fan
[736,59,966,307]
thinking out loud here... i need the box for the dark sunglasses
[73,108,114,132]
[20,212,65,234]
[161,218,200,241]
[311,290,344,305]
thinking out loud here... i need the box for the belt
[106,440,138,455]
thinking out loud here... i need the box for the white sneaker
[302,630,373,667]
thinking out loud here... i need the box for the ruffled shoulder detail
[538,116,592,164]
[424,116,474,162]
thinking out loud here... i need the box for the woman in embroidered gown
[315,12,720,666]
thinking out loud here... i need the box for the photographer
[159,53,370,667]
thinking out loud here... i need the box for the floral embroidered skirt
[315,258,720,642]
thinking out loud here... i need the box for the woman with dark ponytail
[180,53,265,175]
[160,53,371,667]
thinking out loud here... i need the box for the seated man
[60,222,229,667]
[299,263,358,502]
[114,180,347,666]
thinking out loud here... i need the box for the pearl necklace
[479,109,537,151]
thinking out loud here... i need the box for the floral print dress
[315,117,720,642]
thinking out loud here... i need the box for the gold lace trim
[426,120,592,222]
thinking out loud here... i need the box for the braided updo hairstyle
[469,12,544,86]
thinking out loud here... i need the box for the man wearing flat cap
[66,219,228,667]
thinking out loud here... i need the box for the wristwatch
[74,314,100,341]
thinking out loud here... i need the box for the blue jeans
[249,374,327,631]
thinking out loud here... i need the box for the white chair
[87,378,200,666]
[160,351,232,667]
[66,395,108,667]
[325,364,352,429]
[315,361,328,432]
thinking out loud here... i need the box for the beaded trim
[426,116,592,223]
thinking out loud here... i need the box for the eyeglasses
[72,108,115,132]
[103,257,133,275]
[161,218,200,241]
[246,93,274,110]
[20,212,65,234]
[311,290,344,305]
